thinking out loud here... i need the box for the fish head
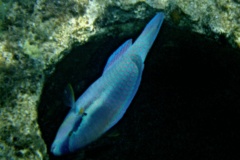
[51,109,84,156]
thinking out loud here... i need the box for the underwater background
[39,22,240,160]
[0,0,240,159]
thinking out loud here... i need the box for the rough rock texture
[168,0,240,48]
[0,0,239,159]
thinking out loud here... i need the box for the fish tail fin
[132,12,164,61]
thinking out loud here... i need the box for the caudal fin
[130,12,165,61]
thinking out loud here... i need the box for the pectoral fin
[63,84,75,108]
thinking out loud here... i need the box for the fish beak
[51,144,61,156]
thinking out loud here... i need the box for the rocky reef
[0,0,239,159]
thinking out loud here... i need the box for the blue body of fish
[51,12,165,156]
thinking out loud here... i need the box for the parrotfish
[51,12,165,156]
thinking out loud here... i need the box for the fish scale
[51,12,165,155]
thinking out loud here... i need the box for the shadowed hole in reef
[38,23,240,160]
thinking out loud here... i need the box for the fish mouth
[51,144,60,156]
[51,143,63,156]
[51,140,71,156]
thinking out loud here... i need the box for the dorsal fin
[103,39,132,73]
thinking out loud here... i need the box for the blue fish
[51,12,165,156]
